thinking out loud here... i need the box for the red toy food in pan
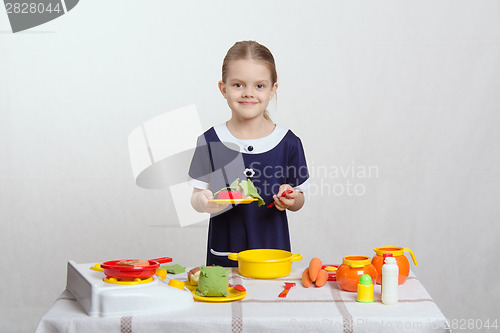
[101,257,172,279]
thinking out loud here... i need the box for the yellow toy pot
[228,249,302,279]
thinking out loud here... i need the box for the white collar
[213,123,289,154]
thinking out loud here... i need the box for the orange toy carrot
[308,258,323,282]
[302,268,313,287]
[315,269,328,287]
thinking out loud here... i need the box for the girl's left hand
[271,184,297,211]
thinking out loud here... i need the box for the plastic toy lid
[374,246,418,266]
[359,274,373,285]
[325,266,338,273]
[342,256,371,268]
[374,246,404,256]
[385,256,397,264]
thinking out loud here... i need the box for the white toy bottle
[381,255,399,305]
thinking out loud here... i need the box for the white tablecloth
[36,267,449,333]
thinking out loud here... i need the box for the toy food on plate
[218,190,243,199]
[213,178,265,206]
[195,266,230,297]
[302,257,329,288]
[160,264,186,274]
[116,260,150,267]
[188,267,201,285]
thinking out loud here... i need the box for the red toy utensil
[267,190,294,208]
[229,283,246,292]
[278,282,296,298]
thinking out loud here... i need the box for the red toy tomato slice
[218,190,243,200]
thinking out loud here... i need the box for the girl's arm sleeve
[288,137,310,192]
[187,135,211,190]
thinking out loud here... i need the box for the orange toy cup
[337,256,378,292]
[371,246,418,285]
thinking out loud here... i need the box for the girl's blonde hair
[221,41,277,121]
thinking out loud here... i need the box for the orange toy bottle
[337,256,378,292]
[371,246,418,285]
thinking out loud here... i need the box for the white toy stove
[66,260,193,317]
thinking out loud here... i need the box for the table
[36,267,450,333]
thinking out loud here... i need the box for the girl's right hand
[191,188,229,214]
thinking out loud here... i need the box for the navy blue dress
[188,123,309,266]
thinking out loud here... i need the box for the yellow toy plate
[209,198,258,204]
[184,283,247,303]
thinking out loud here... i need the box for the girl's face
[219,59,277,121]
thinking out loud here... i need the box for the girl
[188,41,310,267]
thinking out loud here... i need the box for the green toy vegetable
[160,264,186,275]
[195,265,230,297]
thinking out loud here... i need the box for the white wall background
[1,0,499,332]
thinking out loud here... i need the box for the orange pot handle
[403,248,419,266]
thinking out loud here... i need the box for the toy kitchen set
[45,246,453,333]
[66,257,193,317]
